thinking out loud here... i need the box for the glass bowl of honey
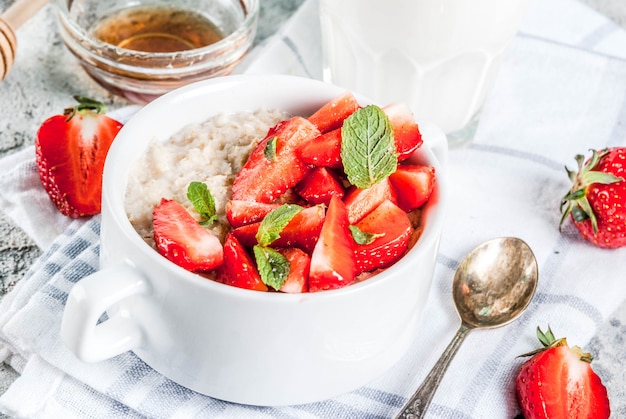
[56,0,259,103]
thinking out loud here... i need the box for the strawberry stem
[63,96,108,122]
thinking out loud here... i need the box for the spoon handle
[395,323,472,419]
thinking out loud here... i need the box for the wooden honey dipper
[0,0,49,80]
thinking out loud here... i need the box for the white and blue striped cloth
[1,0,626,417]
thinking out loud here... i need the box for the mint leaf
[341,105,397,189]
[187,181,217,226]
[253,245,290,290]
[264,137,277,161]
[349,225,384,245]
[256,204,303,247]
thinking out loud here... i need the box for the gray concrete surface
[0,0,625,417]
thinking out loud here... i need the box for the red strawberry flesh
[383,102,423,161]
[516,327,610,419]
[278,248,310,293]
[295,166,345,205]
[307,92,360,133]
[231,117,320,203]
[297,128,343,168]
[153,198,224,272]
[232,205,325,253]
[344,178,398,224]
[309,196,356,292]
[389,165,436,212]
[353,200,413,274]
[35,99,123,217]
[226,200,281,228]
[217,232,267,291]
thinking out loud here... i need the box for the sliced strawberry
[225,200,281,228]
[353,200,413,274]
[307,92,360,134]
[153,198,224,272]
[297,128,343,168]
[231,117,320,203]
[389,165,436,212]
[295,167,345,205]
[309,196,356,292]
[344,178,398,224]
[35,96,123,217]
[278,248,311,293]
[516,326,610,419]
[384,103,423,161]
[217,232,268,291]
[232,205,325,253]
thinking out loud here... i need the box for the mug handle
[60,263,150,362]
[419,121,449,168]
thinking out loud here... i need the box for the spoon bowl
[396,237,538,418]
[454,237,538,329]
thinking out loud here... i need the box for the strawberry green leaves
[253,204,303,290]
[341,105,397,189]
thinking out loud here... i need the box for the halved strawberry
[309,196,356,292]
[384,103,423,161]
[35,96,123,217]
[307,92,360,134]
[232,205,325,253]
[153,198,224,272]
[516,326,610,419]
[389,165,436,212]
[353,200,413,274]
[297,128,343,168]
[217,232,268,291]
[225,200,281,228]
[278,248,311,293]
[295,167,345,205]
[231,117,320,203]
[344,178,398,224]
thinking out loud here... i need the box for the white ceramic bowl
[60,75,448,406]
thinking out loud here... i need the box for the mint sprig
[253,245,290,290]
[349,225,384,245]
[253,204,303,290]
[340,105,397,189]
[264,136,277,161]
[255,204,303,246]
[187,181,217,226]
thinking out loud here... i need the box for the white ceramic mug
[319,0,533,145]
[60,75,448,406]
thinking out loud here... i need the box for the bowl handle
[60,263,150,362]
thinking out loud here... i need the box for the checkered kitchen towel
[1,0,626,417]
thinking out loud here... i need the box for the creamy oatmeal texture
[125,109,287,245]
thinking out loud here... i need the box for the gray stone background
[0,0,625,417]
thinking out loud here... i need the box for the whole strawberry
[516,326,610,419]
[35,96,123,217]
[560,147,626,248]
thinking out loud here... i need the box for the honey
[91,6,224,53]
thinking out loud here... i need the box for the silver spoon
[395,237,538,419]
